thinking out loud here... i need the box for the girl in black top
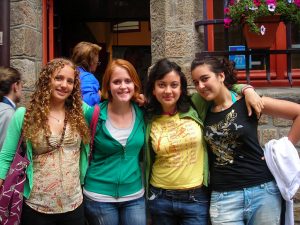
[191,57,300,225]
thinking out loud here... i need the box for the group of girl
[0,55,299,225]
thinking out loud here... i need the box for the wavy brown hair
[23,58,90,145]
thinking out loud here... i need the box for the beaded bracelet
[242,85,254,95]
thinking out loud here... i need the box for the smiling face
[191,64,224,101]
[109,66,135,103]
[152,70,181,113]
[50,65,75,103]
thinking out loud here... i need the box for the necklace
[49,114,63,123]
[46,116,68,150]
[213,91,237,112]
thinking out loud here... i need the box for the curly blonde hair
[23,58,90,145]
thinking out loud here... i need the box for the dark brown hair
[191,56,238,89]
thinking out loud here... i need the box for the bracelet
[242,85,254,95]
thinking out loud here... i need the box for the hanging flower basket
[224,0,300,48]
[243,15,281,49]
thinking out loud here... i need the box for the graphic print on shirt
[150,116,201,168]
[205,109,243,166]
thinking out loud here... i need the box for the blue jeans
[148,185,210,225]
[84,195,146,225]
[210,181,282,225]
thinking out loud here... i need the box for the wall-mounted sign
[0,31,3,46]
[229,45,251,70]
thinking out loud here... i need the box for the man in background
[0,67,22,149]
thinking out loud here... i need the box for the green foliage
[224,0,300,34]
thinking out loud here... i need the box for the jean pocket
[148,186,160,201]
[210,191,224,204]
[265,181,281,195]
[190,189,210,203]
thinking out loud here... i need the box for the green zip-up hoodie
[0,107,90,199]
[83,100,145,198]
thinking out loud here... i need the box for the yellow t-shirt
[150,113,204,189]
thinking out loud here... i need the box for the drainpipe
[0,0,10,67]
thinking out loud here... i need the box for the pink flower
[253,0,261,7]
[266,0,276,4]
[229,0,235,5]
[294,0,300,7]
[224,7,230,14]
[224,17,232,28]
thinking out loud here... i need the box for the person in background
[191,56,300,225]
[0,66,23,149]
[83,59,146,225]
[0,58,90,225]
[72,41,102,106]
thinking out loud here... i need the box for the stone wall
[257,88,300,224]
[150,0,203,87]
[10,0,42,102]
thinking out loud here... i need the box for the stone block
[11,27,38,57]
[273,117,293,127]
[165,30,194,58]
[258,114,269,125]
[295,190,300,202]
[166,0,202,27]
[11,1,36,27]
[18,89,33,107]
[261,129,278,145]
[36,32,43,60]
[10,59,36,91]
[151,31,166,63]
[295,203,300,224]
[150,0,166,30]
[257,129,262,145]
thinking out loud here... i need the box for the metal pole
[0,0,10,67]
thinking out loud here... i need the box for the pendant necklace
[49,115,63,123]
[46,116,68,150]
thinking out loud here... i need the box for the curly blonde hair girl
[23,58,90,145]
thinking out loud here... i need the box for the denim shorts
[148,185,210,225]
[210,181,282,225]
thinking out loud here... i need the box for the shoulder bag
[0,134,29,225]
[89,104,100,164]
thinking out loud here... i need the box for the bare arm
[0,179,3,187]
[262,96,300,145]
[244,88,264,117]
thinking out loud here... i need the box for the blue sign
[229,45,251,69]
